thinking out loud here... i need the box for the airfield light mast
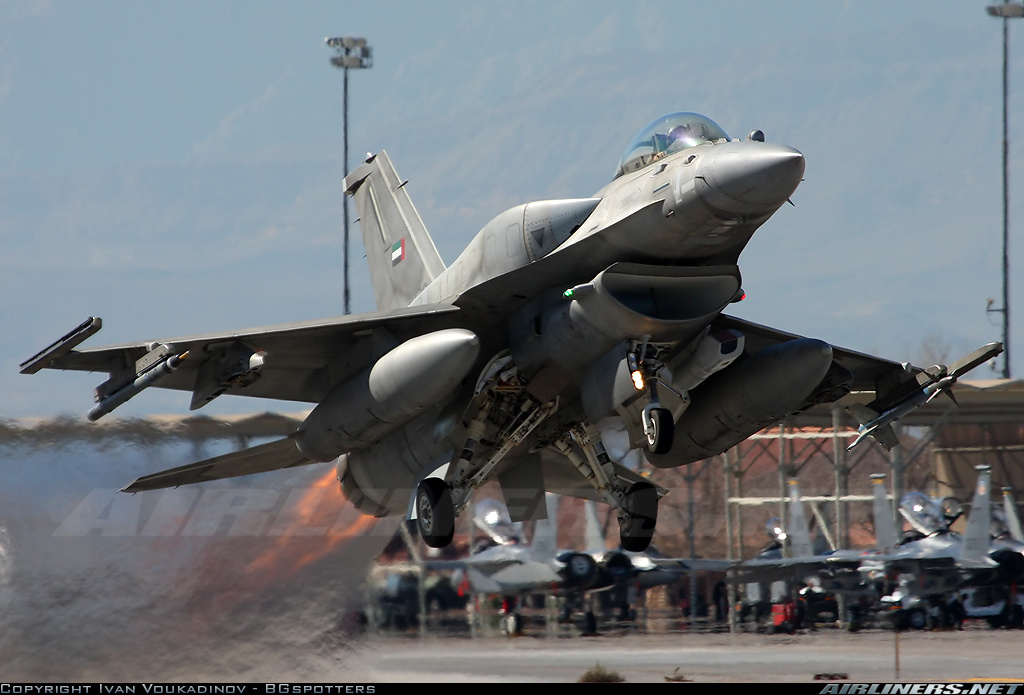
[326,36,373,315]
[986,2,1023,379]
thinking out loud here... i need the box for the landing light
[631,370,645,390]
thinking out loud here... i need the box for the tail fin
[961,465,993,565]
[530,493,560,561]
[785,478,813,558]
[870,473,898,551]
[1003,487,1024,541]
[343,151,446,310]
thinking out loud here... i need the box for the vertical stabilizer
[1003,487,1024,542]
[962,466,993,564]
[530,493,559,561]
[343,151,446,310]
[870,474,898,551]
[786,479,813,558]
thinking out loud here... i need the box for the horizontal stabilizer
[121,436,315,493]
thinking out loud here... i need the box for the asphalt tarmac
[343,628,1024,683]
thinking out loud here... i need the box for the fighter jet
[435,495,712,602]
[430,494,600,600]
[855,466,1000,595]
[19,111,1002,553]
[728,477,871,588]
[437,494,716,634]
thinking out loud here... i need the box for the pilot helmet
[666,122,703,149]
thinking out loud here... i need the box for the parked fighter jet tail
[870,474,899,551]
[962,466,993,565]
[530,493,560,561]
[343,151,447,311]
[1003,488,1024,542]
[785,479,814,558]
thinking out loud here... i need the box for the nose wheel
[416,477,455,548]
[619,480,658,552]
[643,406,674,455]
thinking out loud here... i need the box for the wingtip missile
[847,342,1003,452]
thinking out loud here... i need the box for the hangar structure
[721,378,1024,563]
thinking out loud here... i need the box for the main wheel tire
[645,407,674,455]
[619,481,658,552]
[416,477,455,548]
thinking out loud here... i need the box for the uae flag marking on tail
[391,238,405,266]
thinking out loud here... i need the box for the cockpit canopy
[615,112,730,179]
[899,492,948,536]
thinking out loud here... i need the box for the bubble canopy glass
[615,112,730,179]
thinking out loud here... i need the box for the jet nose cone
[696,143,805,214]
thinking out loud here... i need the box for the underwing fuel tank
[646,338,834,468]
[296,328,480,461]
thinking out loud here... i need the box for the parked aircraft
[854,466,999,595]
[431,494,599,602]
[19,110,1001,552]
[436,494,718,634]
[728,477,872,589]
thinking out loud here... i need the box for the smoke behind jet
[0,435,399,681]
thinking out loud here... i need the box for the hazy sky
[2,0,1021,419]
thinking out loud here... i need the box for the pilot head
[667,123,702,148]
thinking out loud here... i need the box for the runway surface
[343,629,1024,683]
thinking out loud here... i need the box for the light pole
[986,3,1023,378]
[326,36,373,315]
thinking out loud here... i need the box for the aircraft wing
[714,314,916,393]
[728,557,834,584]
[858,553,997,573]
[22,304,463,409]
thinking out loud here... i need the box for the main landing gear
[552,426,661,553]
[411,349,666,552]
[415,477,455,548]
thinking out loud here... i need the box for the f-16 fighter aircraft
[19,111,1002,553]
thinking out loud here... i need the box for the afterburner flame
[244,469,378,587]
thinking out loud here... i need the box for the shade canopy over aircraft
[20,110,1001,553]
